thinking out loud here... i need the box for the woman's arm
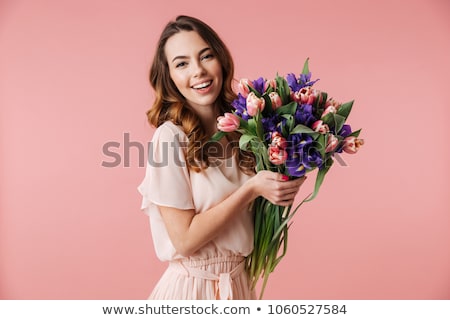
[159,171,306,257]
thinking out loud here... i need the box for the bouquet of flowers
[212,59,364,299]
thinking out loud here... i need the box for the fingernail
[282,175,289,181]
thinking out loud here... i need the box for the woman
[138,15,306,300]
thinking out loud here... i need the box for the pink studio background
[1,0,449,299]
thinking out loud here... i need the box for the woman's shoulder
[153,121,187,142]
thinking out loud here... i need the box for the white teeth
[193,81,212,89]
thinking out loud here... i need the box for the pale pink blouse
[138,121,254,261]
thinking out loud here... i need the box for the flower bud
[217,113,240,132]
[238,78,253,98]
[312,120,330,134]
[291,86,317,105]
[264,79,277,91]
[269,92,283,110]
[321,105,338,118]
[271,131,287,149]
[326,98,341,109]
[325,134,339,153]
[246,92,265,116]
[269,146,288,165]
[343,136,364,154]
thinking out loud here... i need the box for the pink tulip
[291,86,317,105]
[217,113,240,132]
[325,98,341,109]
[321,105,338,118]
[325,134,339,153]
[343,136,364,154]
[264,79,277,91]
[312,120,330,134]
[269,146,288,165]
[238,78,253,98]
[246,92,265,116]
[271,131,287,149]
[269,92,283,110]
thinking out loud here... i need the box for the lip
[191,80,213,89]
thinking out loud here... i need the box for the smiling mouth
[192,81,212,89]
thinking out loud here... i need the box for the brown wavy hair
[147,15,255,174]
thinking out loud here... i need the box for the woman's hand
[246,171,307,206]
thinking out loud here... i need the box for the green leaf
[249,139,267,161]
[316,133,326,157]
[254,150,266,171]
[291,124,319,138]
[321,113,346,133]
[305,157,334,202]
[276,75,291,105]
[337,100,354,119]
[302,57,310,75]
[256,142,269,165]
[271,206,293,243]
[247,118,257,135]
[334,114,346,134]
[210,131,226,142]
[261,95,273,117]
[254,111,264,141]
[238,117,250,131]
[239,134,254,150]
[272,226,289,270]
[321,112,332,126]
[275,101,297,116]
[281,114,295,132]
[349,129,362,138]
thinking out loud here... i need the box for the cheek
[214,65,224,87]
[215,64,223,80]
[169,71,186,91]
[207,60,222,78]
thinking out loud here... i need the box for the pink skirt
[149,255,256,300]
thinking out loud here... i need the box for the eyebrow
[171,47,211,63]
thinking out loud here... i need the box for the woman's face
[164,31,223,111]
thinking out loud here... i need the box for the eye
[175,61,187,68]
[201,53,214,61]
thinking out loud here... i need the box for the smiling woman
[137,15,307,300]
[165,31,223,122]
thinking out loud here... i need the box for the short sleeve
[137,122,195,213]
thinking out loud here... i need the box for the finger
[273,173,289,181]
[281,187,302,196]
[272,189,297,202]
[288,175,307,187]
[281,179,306,191]
[279,174,307,183]
[276,199,295,206]
[281,190,299,201]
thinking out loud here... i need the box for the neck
[191,103,220,136]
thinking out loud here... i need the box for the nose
[192,60,206,77]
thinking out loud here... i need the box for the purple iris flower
[286,73,301,92]
[303,146,323,170]
[299,72,319,87]
[262,113,279,133]
[262,114,285,142]
[285,134,315,177]
[252,77,266,95]
[339,124,352,137]
[294,104,317,127]
[231,93,250,120]
[286,72,319,92]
